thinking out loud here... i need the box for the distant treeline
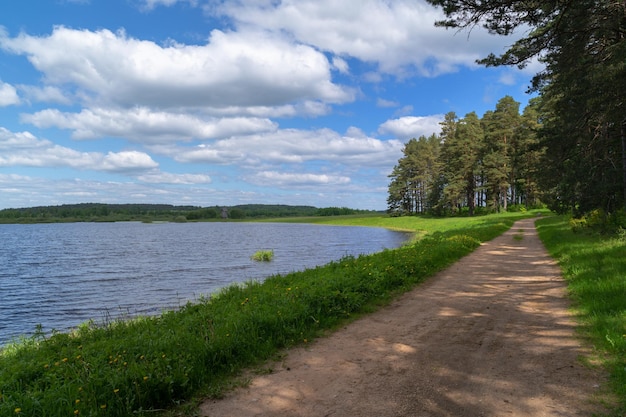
[0,203,376,223]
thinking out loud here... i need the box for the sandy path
[200,218,609,417]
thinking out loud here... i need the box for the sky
[0,0,538,211]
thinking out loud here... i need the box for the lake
[0,221,408,346]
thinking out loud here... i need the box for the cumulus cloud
[332,56,349,74]
[0,81,19,106]
[18,85,71,104]
[0,127,157,172]
[378,115,444,140]
[100,151,158,172]
[137,172,212,184]
[214,0,519,77]
[0,26,354,110]
[21,107,278,143]
[250,171,351,187]
[171,128,404,168]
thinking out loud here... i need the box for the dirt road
[200,218,609,417]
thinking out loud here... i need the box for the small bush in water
[251,250,274,262]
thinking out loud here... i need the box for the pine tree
[481,96,520,212]
[426,0,626,213]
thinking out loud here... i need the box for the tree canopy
[416,0,626,216]
[387,96,543,216]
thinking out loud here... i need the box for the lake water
[0,221,408,346]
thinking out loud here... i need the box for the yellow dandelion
[100,404,106,409]
[143,376,149,381]
[62,358,68,363]
[113,388,120,394]
[75,399,80,405]
[14,408,21,414]
[74,410,79,415]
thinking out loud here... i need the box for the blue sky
[0,0,538,210]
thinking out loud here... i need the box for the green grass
[536,215,626,414]
[251,250,274,262]
[0,211,537,417]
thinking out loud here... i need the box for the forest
[0,203,373,223]
[388,96,543,216]
[390,0,625,226]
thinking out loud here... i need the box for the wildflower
[143,376,149,381]
[44,364,49,369]
[139,355,145,360]
[100,404,106,409]
[75,399,80,405]
[162,354,166,359]
[14,408,21,414]
[74,410,79,415]
[113,389,120,394]
[62,358,68,363]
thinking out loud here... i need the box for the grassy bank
[0,212,533,417]
[536,216,626,414]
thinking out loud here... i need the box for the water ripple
[0,222,408,346]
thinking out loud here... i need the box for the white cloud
[377,98,399,108]
[378,115,444,139]
[0,127,158,172]
[137,172,212,184]
[0,81,19,106]
[215,0,519,77]
[251,171,351,187]
[332,56,349,74]
[101,151,158,171]
[0,26,354,110]
[171,128,404,168]
[498,71,517,86]
[18,85,71,104]
[21,107,278,143]
[140,0,196,10]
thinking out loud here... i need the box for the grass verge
[0,212,534,417]
[536,215,626,414]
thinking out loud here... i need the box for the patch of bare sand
[200,218,611,417]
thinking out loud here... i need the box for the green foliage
[388,97,544,216]
[387,133,442,216]
[315,207,369,216]
[426,0,626,216]
[569,209,626,235]
[0,213,522,417]
[0,204,380,224]
[537,215,626,414]
[251,250,274,262]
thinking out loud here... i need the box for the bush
[251,250,274,262]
